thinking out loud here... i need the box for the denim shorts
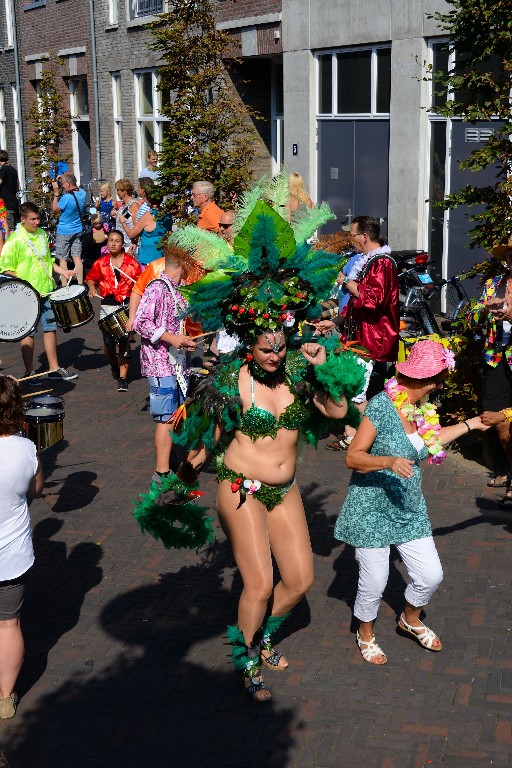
[149,376,183,423]
[55,232,82,260]
[29,296,57,336]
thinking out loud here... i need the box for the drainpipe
[88,0,101,179]
[11,4,26,188]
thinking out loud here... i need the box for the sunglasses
[219,223,232,229]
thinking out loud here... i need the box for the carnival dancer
[335,339,489,665]
[133,188,366,702]
[86,230,141,392]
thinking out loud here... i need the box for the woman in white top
[0,376,44,718]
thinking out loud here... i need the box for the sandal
[498,492,512,507]
[397,613,442,651]
[260,638,288,672]
[487,475,509,488]
[356,631,387,665]
[326,435,353,451]
[242,659,271,702]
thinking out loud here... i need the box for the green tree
[431,1,512,256]
[26,52,72,209]
[149,0,259,217]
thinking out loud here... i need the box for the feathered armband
[313,350,367,403]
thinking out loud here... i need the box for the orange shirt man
[191,180,223,232]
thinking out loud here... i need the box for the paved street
[0,310,511,768]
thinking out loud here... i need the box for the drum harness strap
[151,277,188,399]
[18,228,55,290]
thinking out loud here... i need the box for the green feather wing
[234,200,296,270]
[184,271,234,331]
[291,202,336,244]
[170,226,245,272]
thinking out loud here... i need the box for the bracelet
[463,420,471,432]
[500,408,512,422]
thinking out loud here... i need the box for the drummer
[0,202,78,384]
[85,230,141,392]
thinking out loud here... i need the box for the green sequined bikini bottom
[216,457,296,511]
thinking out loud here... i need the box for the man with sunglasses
[218,210,234,246]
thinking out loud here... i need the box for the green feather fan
[234,200,296,266]
[291,201,336,244]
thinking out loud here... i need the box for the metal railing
[131,0,163,18]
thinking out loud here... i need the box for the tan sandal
[356,631,387,665]
[397,613,442,651]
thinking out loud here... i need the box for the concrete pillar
[387,36,430,250]
[282,49,316,199]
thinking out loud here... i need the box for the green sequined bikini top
[238,375,307,440]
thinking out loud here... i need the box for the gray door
[76,122,92,186]
[317,119,389,234]
[448,120,504,287]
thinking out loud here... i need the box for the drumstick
[116,267,137,284]
[17,370,52,382]
[22,389,53,398]
[190,331,217,340]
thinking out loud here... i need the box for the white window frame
[134,69,168,173]
[0,87,6,149]
[271,61,283,176]
[111,72,123,180]
[108,0,118,25]
[315,44,391,119]
[4,0,14,47]
[68,77,89,184]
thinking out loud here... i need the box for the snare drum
[49,285,94,330]
[0,275,41,342]
[27,395,65,412]
[97,306,129,343]
[23,407,64,452]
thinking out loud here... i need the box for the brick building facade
[0,0,498,292]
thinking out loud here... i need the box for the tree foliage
[431,0,512,252]
[26,52,72,209]
[149,0,259,218]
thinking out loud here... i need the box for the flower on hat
[443,348,456,371]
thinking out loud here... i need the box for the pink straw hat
[395,339,455,379]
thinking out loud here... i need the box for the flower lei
[384,377,445,465]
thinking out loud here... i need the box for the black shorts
[0,570,30,620]
[482,357,512,411]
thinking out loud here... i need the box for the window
[317,45,391,116]
[69,78,89,117]
[4,0,14,46]
[0,87,6,149]
[134,70,167,171]
[112,73,123,180]
[131,0,163,20]
[108,0,118,25]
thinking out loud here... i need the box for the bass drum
[0,275,41,342]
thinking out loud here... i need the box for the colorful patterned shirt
[133,272,188,378]
[468,275,512,368]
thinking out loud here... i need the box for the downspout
[11,4,26,188]
[88,0,101,179]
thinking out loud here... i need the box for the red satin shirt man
[343,216,399,363]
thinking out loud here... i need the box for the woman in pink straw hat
[334,339,489,665]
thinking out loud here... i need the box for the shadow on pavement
[6,540,296,768]
[18,518,103,697]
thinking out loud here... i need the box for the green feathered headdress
[170,172,342,342]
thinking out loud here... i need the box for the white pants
[353,537,443,623]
